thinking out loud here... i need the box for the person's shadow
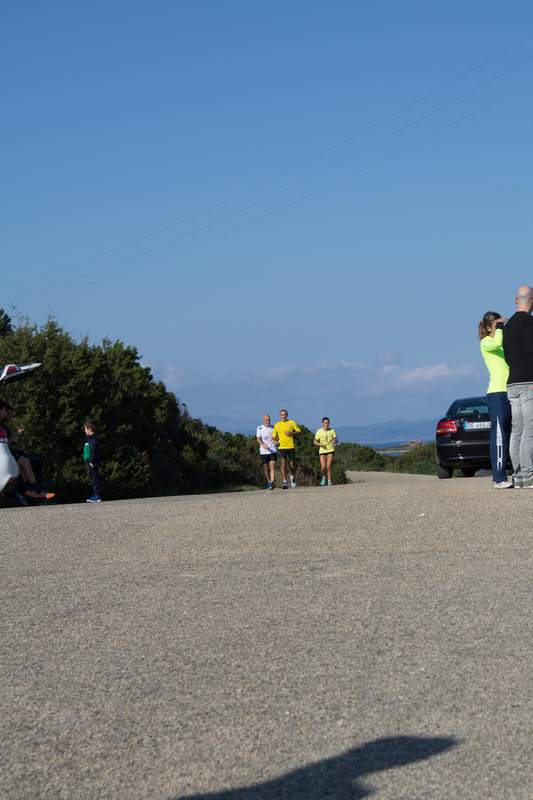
[171,735,457,799]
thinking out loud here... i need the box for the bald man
[256,414,278,489]
[502,286,533,488]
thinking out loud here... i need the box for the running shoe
[267,482,273,490]
[282,481,288,490]
[521,478,533,489]
[320,477,326,486]
[328,481,333,486]
[86,495,102,503]
[289,475,296,488]
[24,489,55,499]
[494,481,513,489]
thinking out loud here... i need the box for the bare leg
[327,453,334,482]
[269,460,276,483]
[320,454,327,478]
[281,458,288,482]
[263,462,270,483]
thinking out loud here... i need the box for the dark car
[434,395,511,479]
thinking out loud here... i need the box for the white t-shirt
[257,425,277,455]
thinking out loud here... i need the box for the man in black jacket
[502,286,533,488]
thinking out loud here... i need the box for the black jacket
[83,433,100,467]
[503,311,533,384]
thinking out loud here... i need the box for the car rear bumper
[435,439,492,469]
[0,443,20,493]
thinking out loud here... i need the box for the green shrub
[389,443,437,475]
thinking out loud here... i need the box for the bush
[389,443,437,476]
[336,442,394,472]
[0,310,435,499]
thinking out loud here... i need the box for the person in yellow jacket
[314,417,338,485]
[272,409,301,488]
[479,311,512,488]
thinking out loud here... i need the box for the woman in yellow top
[479,311,512,488]
[314,417,338,486]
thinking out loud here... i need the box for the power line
[6,54,532,294]
[5,32,532,287]
[10,79,532,305]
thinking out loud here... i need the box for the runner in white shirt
[256,414,278,490]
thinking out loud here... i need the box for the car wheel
[456,468,476,478]
[436,463,453,479]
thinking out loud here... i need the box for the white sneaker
[494,481,513,489]
[289,475,296,488]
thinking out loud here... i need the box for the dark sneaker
[25,489,55,499]
[86,495,102,503]
[282,481,288,489]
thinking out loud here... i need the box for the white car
[0,363,42,503]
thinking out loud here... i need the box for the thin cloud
[398,363,476,382]
[160,358,483,425]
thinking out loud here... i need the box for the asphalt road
[1,472,532,799]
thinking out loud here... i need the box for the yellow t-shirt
[273,420,300,449]
[315,428,337,454]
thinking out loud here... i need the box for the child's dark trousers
[88,464,101,497]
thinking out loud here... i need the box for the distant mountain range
[334,419,438,444]
[201,414,438,444]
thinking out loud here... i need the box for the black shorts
[278,448,295,461]
[261,453,278,464]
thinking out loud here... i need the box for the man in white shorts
[256,414,278,490]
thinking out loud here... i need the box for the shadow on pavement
[172,734,457,799]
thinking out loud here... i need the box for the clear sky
[2,1,532,427]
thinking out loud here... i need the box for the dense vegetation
[0,311,435,503]
[0,313,348,502]
[334,441,437,476]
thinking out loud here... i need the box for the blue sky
[2,1,532,427]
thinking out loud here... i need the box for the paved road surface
[1,473,532,799]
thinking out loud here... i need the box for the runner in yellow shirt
[314,417,338,485]
[272,409,301,489]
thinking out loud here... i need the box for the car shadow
[170,734,457,799]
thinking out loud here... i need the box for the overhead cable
[5,32,532,286]
[10,79,532,304]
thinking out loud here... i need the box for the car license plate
[464,421,490,429]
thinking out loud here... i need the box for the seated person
[0,401,54,499]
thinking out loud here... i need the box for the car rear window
[446,397,489,415]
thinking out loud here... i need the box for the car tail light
[436,420,458,435]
